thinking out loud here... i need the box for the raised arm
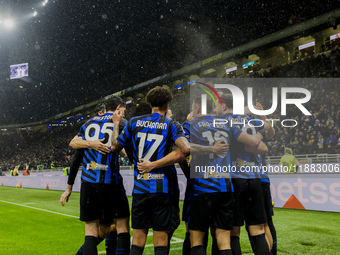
[255,102,275,138]
[111,109,125,153]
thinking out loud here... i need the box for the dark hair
[220,94,233,109]
[193,96,214,114]
[94,103,106,115]
[105,96,126,111]
[134,103,151,116]
[146,86,173,107]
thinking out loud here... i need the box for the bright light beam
[33,11,38,17]
[3,19,14,28]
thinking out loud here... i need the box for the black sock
[203,232,208,253]
[248,233,255,253]
[183,232,191,255]
[75,245,83,255]
[83,236,98,255]
[231,236,242,255]
[219,250,232,255]
[130,245,144,255]
[168,230,173,253]
[252,233,271,255]
[75,235,103,255]
[268,220,277,255]
[211,234,219,255]
[191,245,205,255]
[105,231,118,255]
[155,246,169,255]
[116,233,130,255]
[97,236,104,245]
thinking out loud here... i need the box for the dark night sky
[1,0,340,125]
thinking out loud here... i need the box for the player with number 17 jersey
[117,112,184,194]
[77,112,121,185]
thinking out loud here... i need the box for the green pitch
[1,186,340,254]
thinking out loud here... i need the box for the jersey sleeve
[77,124,86,140]
[183,122,191,142]
[171,121,185,142]
[117,120,132,147]
[119,118,128,134]
[231,125,242,141]
[67,149,84,185]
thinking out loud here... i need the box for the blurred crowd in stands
[0,128,76,172]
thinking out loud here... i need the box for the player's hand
[112,107,123,123]
[212,139,229,154]
[89,139,111,154]
[255,102,263,111]
[60,189,72,206]
[244,106,252,114]
[255,102,267,120]
[137,158,154,173]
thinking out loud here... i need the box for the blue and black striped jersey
[221,114,264,179]
[189,115,242,196]
[77,113,120,185]
[117,112,184,194]
[183,122,190,142]
[258,154,270,183]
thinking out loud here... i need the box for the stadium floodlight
[3,19,14,29]
[33,11,38,17]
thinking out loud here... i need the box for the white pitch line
[0,200,78,218]
[1,200,184,252]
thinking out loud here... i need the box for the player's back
[221,113,263,179]
[118,112,183,194]
[189,115,234,196]
[77,113,120,185]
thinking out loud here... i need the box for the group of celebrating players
[60,86,277,255]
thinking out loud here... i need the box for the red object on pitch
[46,184,49,190]
[283,194,305,210]
[20,183,22,188]
[1,183,3,186]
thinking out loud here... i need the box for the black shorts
[187,192,234,232]
[131,193,178,231]
[80,182,130,224]
[262,182,274,220]
[182,181,193,222]
[172,190,181,230]
[232,178,267,227]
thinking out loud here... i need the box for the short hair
[193,96,214,114]
[94,103,106,115]
[220,94,233,109]
[145,86,173,107]
[105,96,126,111]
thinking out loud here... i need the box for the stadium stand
[1,9,340,172]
